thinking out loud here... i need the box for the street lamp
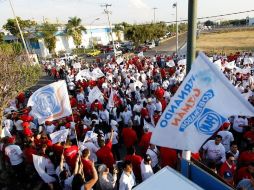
[153,7,158,23]
[173,2,178,55]
[89,18,100,51]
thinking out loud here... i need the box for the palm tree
[66,17,86,47]
[37,22,57,54]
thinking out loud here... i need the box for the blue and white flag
[28,80,72,124]
[151,52,254,152]
[49,129,69,144]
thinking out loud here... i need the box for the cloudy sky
[0,0,254,27]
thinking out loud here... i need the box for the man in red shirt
[122,125,137,149]
[139,129,152,155]
[64,141,79,171]
[160,147,177,169]
[219,153,236,186]
[81,148,93,181]
[235,162,254,184]
[125,146,142,183]
[238,145,254,166]
[96,129,115,171]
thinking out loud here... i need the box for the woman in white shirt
[140,154,154,181]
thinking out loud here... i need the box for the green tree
[113,24,124,42]
[37,22,57,53]
[66,17,86,47]
[3,17,36,38]
[0,32,4,44]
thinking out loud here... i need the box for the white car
[147,42,155,49]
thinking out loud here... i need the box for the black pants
[112,143,120,161]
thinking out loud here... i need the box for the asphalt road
[144,33,187,56]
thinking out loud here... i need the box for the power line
[164,9,254,24]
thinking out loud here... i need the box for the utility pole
[186,0,198,74]
[8,0,30,62]
[153,7,158,23]
[89,18,100,51]
[101,3,116,57]
[173,3,178,55]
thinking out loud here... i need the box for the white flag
[84,131,98,142]
[33,154,56,183]
[49,129,69,144]
[88,86,104,103]
[27,80,72,124]
[75,69,92,81]
[1,127,12,138]
[151,52,254,152]
[108,88,115,108]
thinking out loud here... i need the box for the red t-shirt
[219,161,236,185]
[96,141,115,170]
[64,145,78,170]
[125,154,142,180]
[160,147,177,169]
[235,167,252,184]
[52,144,64,158]
[81,158,93,180]
[122,128,137,148]
[238,151,254,166]
[141,108,149,118]
[139,132,152,153]
[23,147,37,164]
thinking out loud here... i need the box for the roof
[133,166,203,190]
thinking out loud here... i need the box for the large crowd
[0,51,254,190]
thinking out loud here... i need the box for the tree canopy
[66,17,86,47]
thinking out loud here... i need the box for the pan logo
[33,86,61,117]
[194,108,226,135]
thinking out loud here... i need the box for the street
[144,33,187,56]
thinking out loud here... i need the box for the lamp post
[8,0,30,61]
[173,2,178,55]
[153,7,158,23]
[89,18,100,51]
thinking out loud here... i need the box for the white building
[4,25,124,58]
[248,17,254,26]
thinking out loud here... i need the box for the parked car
[60,53,77,60]
[146,41,155,49]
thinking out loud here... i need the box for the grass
[197,29,254,54]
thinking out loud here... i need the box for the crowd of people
[0,51,254,190]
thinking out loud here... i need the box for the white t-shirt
[217,130,234,152]
[140,160,154,181]
[146,147,159,168]
[5,144,23,165]
[133,104,142,113]
[105,132,118,145]
[45,158,56,175]
[203,140,226,163]
[3,119,14,131]
[119,171,136,190]
[121,111,133,125]
[77,93,85,102]
[14,120,23,131]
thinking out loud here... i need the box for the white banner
[75,69,92,81]
[27,80,72,124]
[108,88,115,108]
[151,52,254,152]
[224,61,235,70]
[33,154,56,183]
[92,68,105,79]
[88,86,103,103]
[49,129,69,144]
